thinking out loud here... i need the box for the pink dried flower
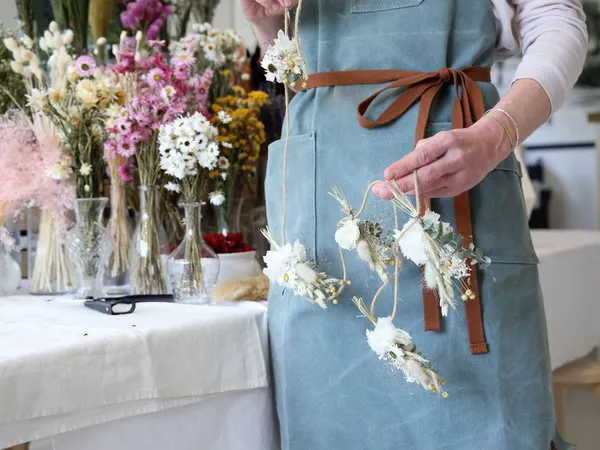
[147,68,165,87]
[118,163,134,182]
[75,56,97,77]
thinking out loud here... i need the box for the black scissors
[83,295,174,315]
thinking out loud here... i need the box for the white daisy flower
[218,110,232,124]
[164,182,181,193]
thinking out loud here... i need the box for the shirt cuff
[511,59,569,114]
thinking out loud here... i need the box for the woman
[239,1,588,448]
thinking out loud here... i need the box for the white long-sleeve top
[492,0,588,111]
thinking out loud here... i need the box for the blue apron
[265,1,573,448]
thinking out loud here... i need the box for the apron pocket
[351,0,424,13]
[265,132,317,251]
[470,152,539,265]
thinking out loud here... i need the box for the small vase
[101,184,133,295]
[0,240,21,295]
[215,197,244,235]
[129,186,170,295]
[216,251,262,284]
[28,207,77,295]
[66,198,109,299]
[168,203,219,304]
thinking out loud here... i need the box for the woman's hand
[372,115,514,199]
[238,0,298,24]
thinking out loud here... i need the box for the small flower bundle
[262,228,348,309]
[353,297,447,395]
[262,30,308,87]
[158,111,226,203]
[330,187,390,282]
[387,182,491,316]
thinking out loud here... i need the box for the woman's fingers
[383,131,458,182]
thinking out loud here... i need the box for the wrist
[474,115,514,161]
[252,15,284,47]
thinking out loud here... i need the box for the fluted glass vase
[66,198,109,299]
[28,207,77,295]
[168,203,219,304]
[129,186,170,295]
[101,185,133,295]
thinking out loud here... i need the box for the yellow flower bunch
[210,87,270,177]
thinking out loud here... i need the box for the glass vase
[129,186,170,295]
[66,198,109,299]
[28,207,77,295]
[215,197,244,235]
[0,238,21,295]
[168,203,219,304]
[101,184,133,295]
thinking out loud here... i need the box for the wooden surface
[589,112,600,123]
[4,444,29,450]
[553,353,600,435]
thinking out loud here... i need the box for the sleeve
[511,0,588,112]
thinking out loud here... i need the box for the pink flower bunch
[120,0,172,41]
[0,113,74,228]
[106,46,215,182]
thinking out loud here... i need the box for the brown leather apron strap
[301,67,490,354]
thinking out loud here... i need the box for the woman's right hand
[238,0,298,24]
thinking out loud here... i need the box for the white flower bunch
[388,183,491,316]
[158,112,222,181]
[331,187,389,282]
[262,228,347,309]
[353,297,447,396]
[4,33,42,82]
[185,23,244,68]
[262,30,307,86]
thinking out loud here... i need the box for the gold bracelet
[485,113,515,149]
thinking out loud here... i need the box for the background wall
[0,2,18,28]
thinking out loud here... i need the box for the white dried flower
[3,38,18,52]
[62,30,74,46]
[22,35,34,49]
[96,37,107,47]
[136,31,143,42]
[217,110,232,124]
[38,37,48,52]
[49,21,60,33]
[241,73,250,81]
[84,185,90,193]
[79,163,92,176]
[164,182,181,193]
[209,190,226,206]
[10,61,23,75]
[335,219,361,250]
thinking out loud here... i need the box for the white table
[532,230,600,370]
[2,230,599,450]
[0,298,277,450]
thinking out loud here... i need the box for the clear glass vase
[66,198,109,299]
[101,185,133,295]
[28,207,77,295]
[129,186,170,295]
[0,240,21,295]
[215,197,244,235]
[168,203,219,305]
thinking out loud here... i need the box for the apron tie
[301,67,491,355]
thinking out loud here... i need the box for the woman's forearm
[252,16,284,53]
[475,79,552,163]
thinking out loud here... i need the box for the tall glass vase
[129,186,170,295]
[66,198,109,299]
[28,207,77,295]
[215,197,244,235]
[168,203,219,304]
[101,184,133,295]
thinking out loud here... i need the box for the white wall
[0,2,18,28]
[213,0,257,48]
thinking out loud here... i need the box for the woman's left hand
[372,115,513,199]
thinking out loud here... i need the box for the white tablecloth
[532,230,600,369]
[0,298,269,448]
